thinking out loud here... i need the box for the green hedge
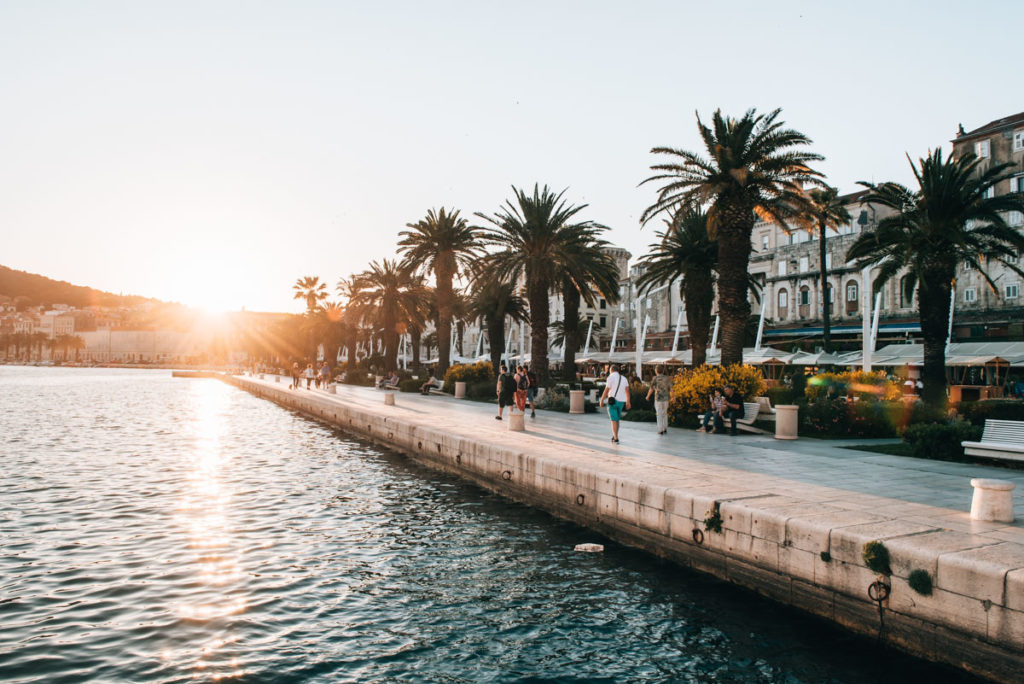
[621,409,656,422]
[398,378,421,393]
[959,400,1024,426]
[767,386,798,406]
[903,422,982,461]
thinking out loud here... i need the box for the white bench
[962,419,1024,463]
[735,402,769,434]
[755,396,777,422]
[427,379,446,396]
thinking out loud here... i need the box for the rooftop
[953,111,1024,144]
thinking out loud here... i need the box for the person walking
[645,365,672,435]
[495,363,515,420]
[304,363,315,389]
[525,365,538,418]
[599,363,630,443]
[514,365,529,414]
[715,385,745,436]
[291,362,301,389]
[320,361,331,388]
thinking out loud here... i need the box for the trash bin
[774,405,798,440]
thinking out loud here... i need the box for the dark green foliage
[342,369,375,386]
[767,386,797,406]
[621,409,656,422]
[819,551,831,563]
[398,378,421,393]
[959,400,1024,426]
[862,541,891,575]
[466,381,496,400]
[908,569,933,596]
[629,382,653,411]
[800,399,900,438]
[903,422,982,461]
[703,509,723,534]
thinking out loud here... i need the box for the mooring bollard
[275,376,280,383]
[774,404,798,440]
[970,478,1015,522]
[569,390,585,415]
[259,373,264,380]
[384,392,395,406]
[507,411,525,431]
[328,384,336,394]
[454,381,467,399]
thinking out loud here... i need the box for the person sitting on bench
[378,371,399,389]
[420,375,440,395]
[714,385,744,436]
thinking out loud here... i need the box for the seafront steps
[216,373,1023,683]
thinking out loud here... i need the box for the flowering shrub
[443,361,494,389]
[805,370,901,402]
[668,364,766,424]
[801,399,900,437]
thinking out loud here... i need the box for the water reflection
[175,381,246,678]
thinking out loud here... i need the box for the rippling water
[0,367,979,683]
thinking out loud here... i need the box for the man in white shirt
[599,364,631,443]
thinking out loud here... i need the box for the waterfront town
[4,3,1024,681]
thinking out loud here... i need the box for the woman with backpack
[514,365,529,413]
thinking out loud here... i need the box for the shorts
[527,388,537,402]
[498,393,513,408]
[607,402,624,421]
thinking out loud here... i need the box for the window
[799,287,810,306]
[825,283,833,303]
[1010,176,1024,193]
[964,288,977,303]
[599,316,607,327]
[599,298,606,310]
[975,139,990,158]
[1007,283,1020,300]
[778,261,787,276]
[1007,251,1019,265]
[847,283,858,302]
[899,275,915,308]
[1010,211,1024,227]
[825,253,832,270]
[983,186,995,199]
[761,234,769,250]
[799,256,809,272]
[1015,130,1024,152]
[778,289,788,308]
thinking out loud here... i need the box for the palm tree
[467,277,528,373]
[398,208,482,377]
[67,334,85,362]
[557,239,620,379]
[797,187,851,352]
[635,206,717,366]
[641,108,823,366]
[477,184,610,385]
[293,276,328,314]
[550,317,603,352]
[846,149,1024,407]
[347,260,429,372]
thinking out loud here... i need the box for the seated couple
[696,385,744,436]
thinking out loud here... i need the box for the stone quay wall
[224,375,1023,683]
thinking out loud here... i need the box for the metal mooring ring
[576,494,586,506]
[501,470,512,481]
[692,529,705,544]
[868,580,890,602]
[455,453,462,464]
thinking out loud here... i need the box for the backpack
[516,373,529,391]
[503,373,518,394]
[527,371,537,388]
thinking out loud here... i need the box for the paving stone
[938,543,1024,606]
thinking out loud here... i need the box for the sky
[2,1,1022,314]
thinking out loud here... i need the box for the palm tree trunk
[410,329,422,368]
[527,274,550,385]
[487,317,504,374]
[716,212,754,366]
[919,271,952,408]
[436,268,453,376]
[561,282,581,380]
[819,220,831,352]
[684,272,714,367]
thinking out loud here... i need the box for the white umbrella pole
[636,314,649,379]
[671,307,683,354]
[870,292,882,350]
[583,318,594,357]
[710,315,720,355]
[862,268,872,372]
[475,328,483,358]
[945,284,956,356]
[519,320,525,361]
[754,293,767,352]
[504,324,514,367]
[608,318,620,361]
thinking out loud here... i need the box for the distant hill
[0,265,157,309]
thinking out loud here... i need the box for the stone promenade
[226,373,1024,682]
